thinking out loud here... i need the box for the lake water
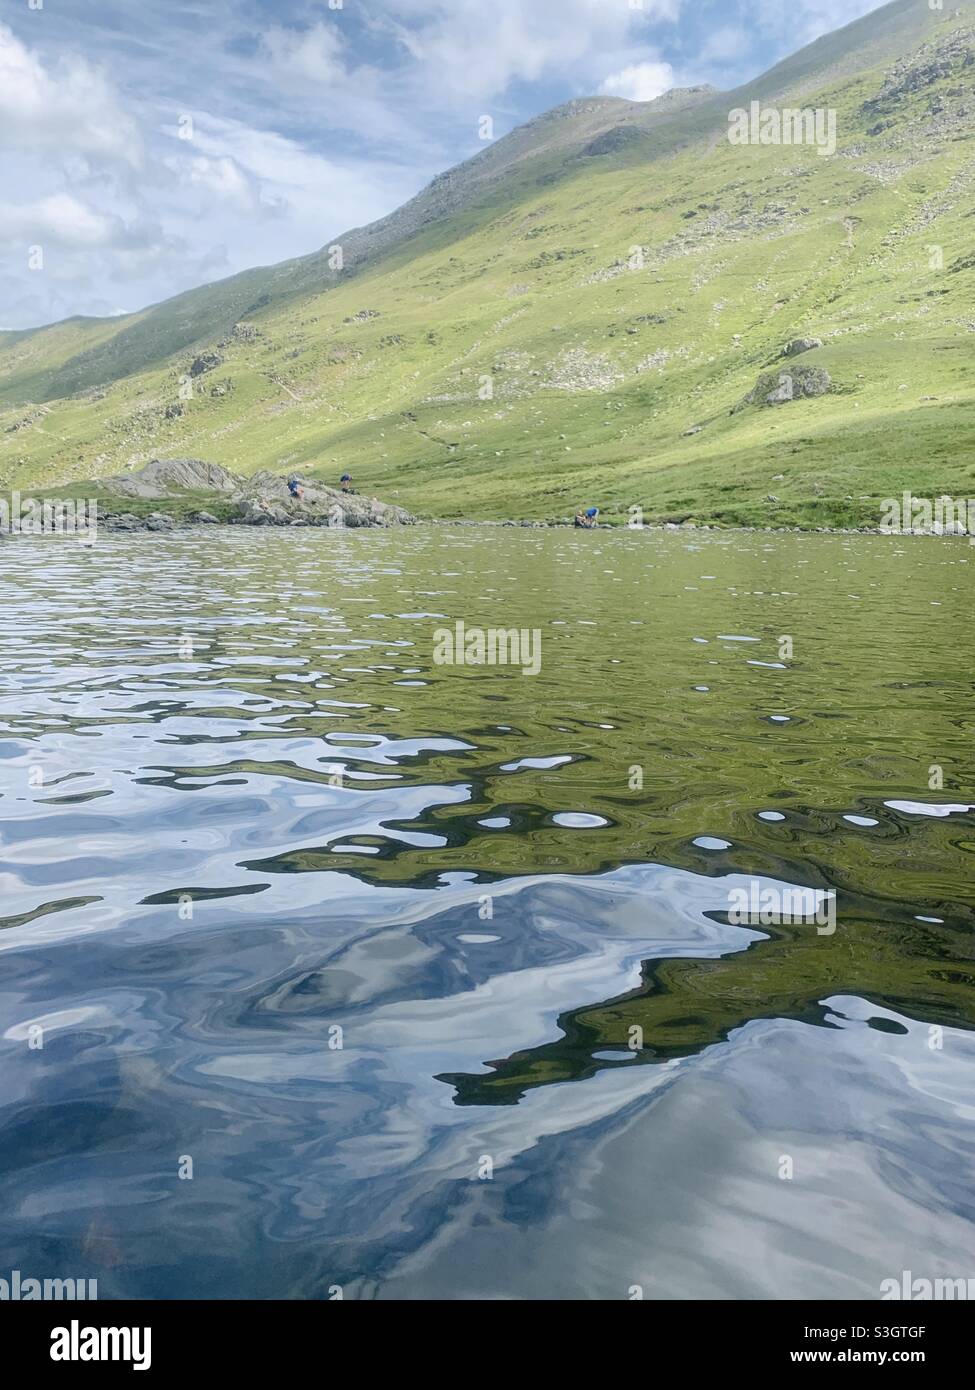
[0,526,972,1299]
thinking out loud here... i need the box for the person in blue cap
[574,506,599,528]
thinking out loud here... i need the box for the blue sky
[0,0,888,329]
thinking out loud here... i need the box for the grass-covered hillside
[1,0,973,528]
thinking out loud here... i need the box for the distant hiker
[574,507,598,529]
[287,476,305,501]
[340,473,354,494]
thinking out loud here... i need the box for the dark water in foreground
[0,527,972,1300]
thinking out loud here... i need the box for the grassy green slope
[1,1,973,527]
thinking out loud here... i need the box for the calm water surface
[0,527,972,1299]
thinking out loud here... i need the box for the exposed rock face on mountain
[100,458,242,498]
[736,365,833,409]
[189,352,224,377]
[862,25,974,112]
[782,337,824,357]
[217,322,262,348]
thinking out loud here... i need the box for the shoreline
[87,511,975,539]
[6,461,970,539]
[2,515,968,540]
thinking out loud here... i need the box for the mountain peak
[635,84,720,109]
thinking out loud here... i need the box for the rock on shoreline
[95,457,416,530]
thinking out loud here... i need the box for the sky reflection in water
[0,527,972,1298]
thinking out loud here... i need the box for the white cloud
[379,0,680,101]
[153,112,423,278]
[185,113,417,221]
[182,155,260,213]
[260,22,348,85]
[0,22,141,167]
[0,191,190,290]
[0,0,893,329]
[242,23,407,148]
[0,194,120,249]
[601,61,675,103]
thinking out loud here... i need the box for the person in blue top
[574,506,599,529]
[340,473,353,494]
[287,476,305,501]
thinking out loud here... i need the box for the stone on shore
[238,472,414,527]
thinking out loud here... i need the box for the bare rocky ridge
[100,458,241,498]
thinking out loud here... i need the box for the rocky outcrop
[238,473,414,527]
[862,28,974,116]
[100,511,178,533]
[189,351,224,377]
[4,406,50,434]
[782,336,823,357]
[236,498,290,526]
[735,365,832,410]
[217,322,262,347]
[101,513,145,532]
[100,458,243,498]
[93,459,415,529]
